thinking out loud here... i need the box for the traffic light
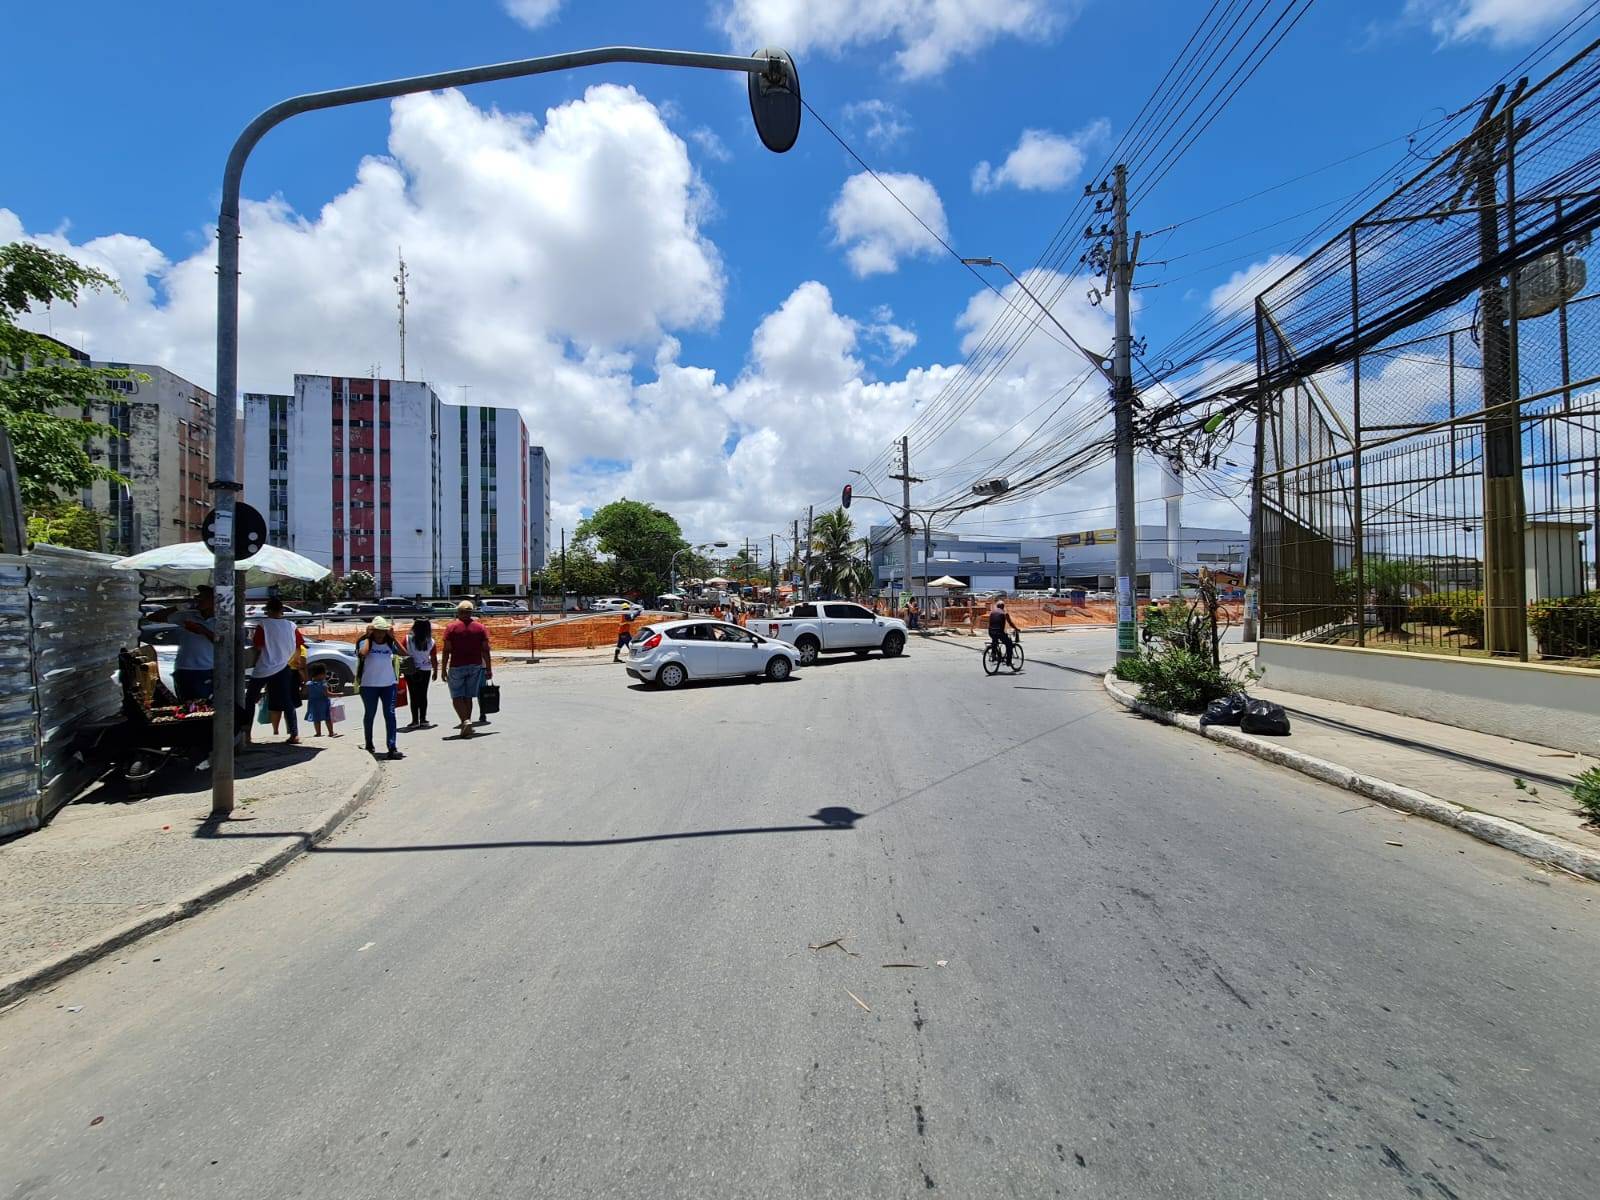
[841,483,852,509]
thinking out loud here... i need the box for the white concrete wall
[386,381,438,597]
[1257,639,1600,755]
[289,376,335,571]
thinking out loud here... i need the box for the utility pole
[792,518,800,600]
[394,247,409,381]
[1092,163,1141,660]
[559,527,566,610]
[889,435,920,615]
[804,504,813,602]
[770,533,778,605]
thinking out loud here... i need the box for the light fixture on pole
[207,46,801,818]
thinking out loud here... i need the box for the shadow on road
[197,806,866,852]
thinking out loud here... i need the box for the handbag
[395,675,409,709]
[256,694,272,725]
[478,682,501,715]
[328,700,347,722]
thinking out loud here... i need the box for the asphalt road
[3,635,1596,1199]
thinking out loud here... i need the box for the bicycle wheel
[982,644,1001,676]
[1010,642,1026,672]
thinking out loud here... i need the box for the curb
[1101,672,1600,883]
[0,760,386,1009]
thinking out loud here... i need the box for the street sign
[747,48,801,153]
[203,501,266,558]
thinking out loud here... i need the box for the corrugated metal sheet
[0,553,38,837]
[27,546,139,823]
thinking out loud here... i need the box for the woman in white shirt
[251,598,306,744]
[356,617,403,759]
[402,618,439,731]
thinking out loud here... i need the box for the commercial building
[528,444,552,571]
[869,523,1246,596]
[69,361,215,555]
[243,375,542,595]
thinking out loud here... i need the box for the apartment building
[243,375,539,595]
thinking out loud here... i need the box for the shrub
[1409,589,1484,640]
[1131,645,1253,714]
[1574,767,1600,824]
[1113,655,1149,683]
[1528,594,1600,659]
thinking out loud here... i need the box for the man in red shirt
[440,600,494,737]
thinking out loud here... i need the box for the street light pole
[207,45,799,817]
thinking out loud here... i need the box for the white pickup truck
[754,601,908,666]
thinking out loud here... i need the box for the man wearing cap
[440,600,493,737]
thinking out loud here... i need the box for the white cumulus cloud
[843,99,912,148]
[1208,253,1304,318]
[828,171,949,277]
[972,119,1108,193]
[502,0,563,30]
[717,0,1070,79]
[1403,0,1586,45]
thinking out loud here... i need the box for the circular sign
[748,48,801,154]
[202,501,267,559]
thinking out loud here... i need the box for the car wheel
[795,636,821,666]
[658,662,688,690]
[322,660,355,687]
[881,631,906,657]
[765,656,792,681]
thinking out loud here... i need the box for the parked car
[749,601,907,667]
[624,619,800,689]
[154,637,360,691]
[589,596,633,612]
[245,603,314,620]
[377,596,417,612]
[327,601,383,619]
[479,598,529,615]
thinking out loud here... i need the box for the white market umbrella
[927,575,967,589]
[113,542,331,587]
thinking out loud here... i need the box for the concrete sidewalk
[0,734,380,1004]
[1103,671,1600,878]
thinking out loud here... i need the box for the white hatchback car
[624,619,800,689]
[589,596,633,612]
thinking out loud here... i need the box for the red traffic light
[841,484,852,509]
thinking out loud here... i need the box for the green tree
[0,242,138,509]
[573,498,686,599]
[809,507,874,598]
[726,546,763,590]
[533,543,614,599]
[340,569,376,599]
[25,501,104,550]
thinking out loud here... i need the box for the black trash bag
[1240,698,1291,736]
[1199,693,1250,727]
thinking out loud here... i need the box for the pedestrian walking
[440,600,493,738]
[250,598,306,745]
[160,585,217,701]
[356,616,403,759]
[403,618,438,729]
[613,613,633,662]
[305,663,341,737]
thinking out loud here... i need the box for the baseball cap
[456,600,474,613]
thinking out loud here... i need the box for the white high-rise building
[243,375,542,596]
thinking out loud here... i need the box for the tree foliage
[573,498,686,599]
[340,569,376,599]
[26,501,104,550]
[532,542,614,598]
[808,507,873,598]
[0,242,140,509]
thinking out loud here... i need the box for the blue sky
[4,0,1591,540]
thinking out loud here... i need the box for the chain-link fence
[1254,42,1600,666]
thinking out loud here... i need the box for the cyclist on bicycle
[988,597,1022,666]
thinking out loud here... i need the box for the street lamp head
[961,256,996,267]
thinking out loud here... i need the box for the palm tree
[810,507,874,598]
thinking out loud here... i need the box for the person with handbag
[355,617,404,759]
[250,598,306,745]
[440,600,493,738]
[403,618,439,730]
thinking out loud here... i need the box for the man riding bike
[987,598,1022,667]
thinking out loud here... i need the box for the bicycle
[981,635,1024,675]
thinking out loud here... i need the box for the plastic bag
[395,676,409,709]
[478,683,501,715]
[1199,693,1249,727]
[256,695,272,726]
[1240,698,1292,736]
